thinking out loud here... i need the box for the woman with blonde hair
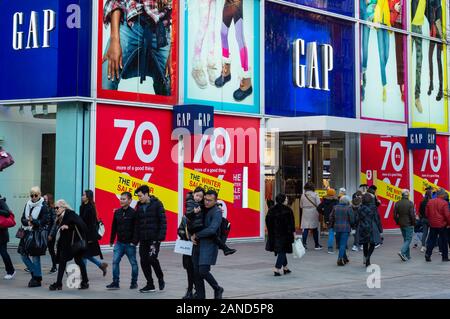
[49,199,89,291]
[18,186,50,288]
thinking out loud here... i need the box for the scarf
[25,197,44,220]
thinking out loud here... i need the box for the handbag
[0,212,16,229]
[15,227,26,239]
[292,237,306,259]
[0,148,14,171]
[71,225,87,256]
[24,228,48,256]
[174,239,193,256]
[96,219,105,240]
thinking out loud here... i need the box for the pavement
[1,233,450,299]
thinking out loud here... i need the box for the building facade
[0,0,449,244]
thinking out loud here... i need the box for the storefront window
[360,0,406,30]
[410,0,445,40]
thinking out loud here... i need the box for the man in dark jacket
[419,187,433,252]
[394,190,416,261]
[134,185,167,293]
[0,196,15,279]
[425,188,450,262]
[107,192,138,290]
[317,189,339,254]
[191,190,224,299]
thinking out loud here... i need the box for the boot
[100,263,108,277]
[223,245,237,256]
[49,282,62,291]
[233,77,253,102]
[214,63,231,88]
[182,289,194,299]
[436,89,443,101]
[343,256,349,264]
[28,277,41,288]
[365,258,371,267]
[337,258,345,266]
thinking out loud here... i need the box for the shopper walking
[80,190,108,276]
[0,195,15,280]
[44,193,58,274]
[49,200,89,291]
[419,186,432,252]
[265,193,296,276]
[18,186,50,288]
[329,196,354,266]
[300,182,322,250]
[393,190,416,261]
[317,189,338,254]
[351,191,363,251]
[134,185,167,293]
[424,188,450,262]
[357,193,383,267]
[107,192,138,290]
[191,190,224,299]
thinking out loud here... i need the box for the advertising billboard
[97,0,179,105]
[95,104,179,244]
[184,0,260,114]
[0,0,91,100]
[360,134,410,230]
[183,114,261,238]
[265,2,355,117]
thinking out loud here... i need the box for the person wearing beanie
[317,189,339,254]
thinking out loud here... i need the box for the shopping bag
[0,212,16,229]
[292,237,306,259]
[174,239,193,256]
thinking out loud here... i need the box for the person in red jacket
[425,188,450,262]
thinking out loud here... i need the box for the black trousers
[56,254,88,286]
[192,248,220,299]
[0,243,14,275]
[182,254,195,291]
[139,241,164,285]
[48,239,57,268]
[363,243,375,260]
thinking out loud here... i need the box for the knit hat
[327,188,336,197]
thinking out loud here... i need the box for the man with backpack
[190,190,225,299]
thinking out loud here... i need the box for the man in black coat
[0,196,15,279]
[107,192,138,290]
[134,185,167,293]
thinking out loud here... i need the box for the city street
[1,233,450,299]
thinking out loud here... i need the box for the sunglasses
[30,194,39,198]
[55,206,60,210]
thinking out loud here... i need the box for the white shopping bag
[292,237,306,259]
[174,239,193,256]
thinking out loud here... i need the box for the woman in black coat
[49,199,89,290]
[0,196,15,279]
[265,193,296,276]
[80,190,108,277]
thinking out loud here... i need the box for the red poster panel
[95,104,178,244]
[97,1,179,105]
[360,134,410,230]
[413,136,450,211]
[183,115,261,238]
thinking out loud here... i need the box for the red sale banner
[360,134,410,230]
[95,104,179,244]
[183,115,261,238]
[413,136,450,212]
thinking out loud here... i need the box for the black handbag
[24,229,48,256]
[71,225,87,256]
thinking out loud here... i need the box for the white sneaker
[4,271,16,280]
[352,245,358,252]
[191,67,207,89]
[375,244,381,249]
[420,247,426,253]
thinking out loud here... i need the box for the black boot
[337,258,345,266]
[28,277,41,288]
[223,245,237,256]
[182,289,194,299]
[436,89,443,101]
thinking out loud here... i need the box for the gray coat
[195,205,222,266]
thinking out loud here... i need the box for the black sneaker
[182,289,194,299]
[130,283,138,290]
[314,245,323,251]
[49,282,62,291]
[158,279,165,291]
[140,284,156,293]
[79,282,89,290]
[398,252,408,262]
[28,277,41,288]
[106,282,120,290]
[49,267,58,274]
[425,255,432,262]
[214,74,231,88]
[214,286,224,299]
[24,268,30,273]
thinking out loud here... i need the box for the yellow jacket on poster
[411,0,426,26]
[374,0,392,26]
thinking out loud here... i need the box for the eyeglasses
[30,194,39,198]
[54,207,60,210]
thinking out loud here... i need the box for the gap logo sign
[0,0,92,100]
